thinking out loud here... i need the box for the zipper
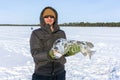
[51,61,55,76]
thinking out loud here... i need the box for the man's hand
[49,49,63,59]
[65,43,81,56]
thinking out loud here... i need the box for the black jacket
[30,7,66,76]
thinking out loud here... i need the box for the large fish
[51,38,95,59]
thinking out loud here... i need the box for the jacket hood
[40,6,59,33]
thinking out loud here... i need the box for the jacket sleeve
[30,31,51,63]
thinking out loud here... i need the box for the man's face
[43,15,55,25]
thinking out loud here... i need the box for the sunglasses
[44,15,55,18]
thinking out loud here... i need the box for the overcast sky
[0,0,120,24]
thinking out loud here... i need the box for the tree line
[59,22,120,27]
[0,24,39,26]
[0,22,120,27]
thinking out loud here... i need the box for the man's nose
[48,16,51,19]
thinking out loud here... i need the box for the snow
[0,26,120,80]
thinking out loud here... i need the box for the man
[30,6,80,80]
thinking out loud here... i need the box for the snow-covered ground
[0,26,120,80]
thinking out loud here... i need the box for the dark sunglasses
[44,15,55,18]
